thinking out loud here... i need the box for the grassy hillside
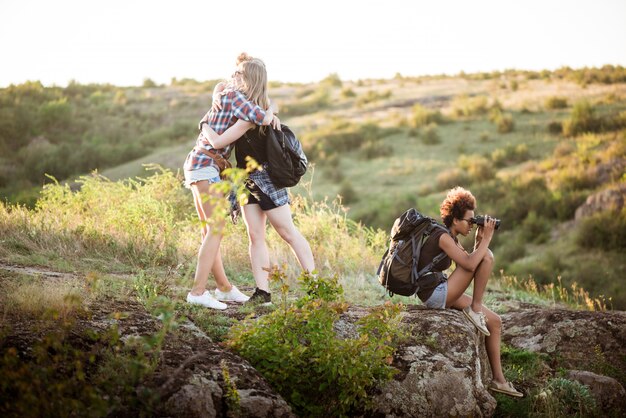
[1,67,625,308]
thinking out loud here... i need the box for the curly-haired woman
[417,186,523,398]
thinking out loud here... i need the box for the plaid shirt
[183,89,267,171]
[249,165,289,207]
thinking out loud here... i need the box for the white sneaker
[215,285,250,303]
[186,290,228,310]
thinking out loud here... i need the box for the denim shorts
[424,281,448,309]
[184,166,221,189]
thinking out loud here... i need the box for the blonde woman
[183,58,279,309]
[201,115,315,305]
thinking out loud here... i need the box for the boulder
[501,308,626,386]
[151,319,295,418]
[565,370,626,417]
[340,305,497,417]
[575,183,626,220]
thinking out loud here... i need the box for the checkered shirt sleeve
[249,166,289,207]
[184,90,268,172]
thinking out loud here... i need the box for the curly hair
[440,186,476,228]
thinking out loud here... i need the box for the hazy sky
[1,0,625,87]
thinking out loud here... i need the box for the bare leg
[242,204,271,292]
[446,250,493,313]
[266,204,315,272]
[447,249,506,383]
[449,294,506,384]
[189,181,231,296]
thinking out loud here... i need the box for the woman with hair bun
[183,55,279,310]
[417,186,523,398]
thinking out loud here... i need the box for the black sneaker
[246,287,272,305]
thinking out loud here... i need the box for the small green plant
[545,96,568,109]
[562,100,599,136]
[547,121,563,135]
[531,378,598,417]
[226,271,405,417]
[421,123,441,145]
[221,360,241,415]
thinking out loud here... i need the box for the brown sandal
[489,380,524,398]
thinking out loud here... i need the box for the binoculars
[471,215,501,230]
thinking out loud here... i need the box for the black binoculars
[471,215,501,230]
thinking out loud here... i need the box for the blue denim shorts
[183,166,220,189]
[424,281,448,309]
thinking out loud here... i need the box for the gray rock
[566,370,626,417]
[345,306,497,417]
[575,183,626,220]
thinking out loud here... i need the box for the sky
[1,0,625,87]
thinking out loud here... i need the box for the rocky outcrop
[501,308,626,376]
[566,370,626,417]
[152,319,295,418]
[575,183,626,220]
[338,306,497,417]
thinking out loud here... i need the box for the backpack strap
[417,251,448,277]
[416,223,451,277]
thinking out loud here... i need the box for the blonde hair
[239,58,269,109]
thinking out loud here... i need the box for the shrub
[576,208,626,251]
[340,88,356,98]
[226,272,405,417]
[495,113,515,133]
[519,211,551,244]
[436,168,470,190]
[490,144,530,167]
[532,378,598,417]
[355,89,392,107]
[451,95,489,118]
[338,181,358,204]
[320,73,343,88]
[545,96,568,109]
[562,100,599,136]
[547,121,563,135]
[411,104,444,127]
[421,123,441,145]
[458,154,495,182]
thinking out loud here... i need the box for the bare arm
[201,119,254,149]
[439,219,496,272]
[211,81,228,111]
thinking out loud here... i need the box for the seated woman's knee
[484,249,495,264]
[489,312,502,331]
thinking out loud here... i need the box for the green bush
[338,181,358,204]
[547,121,563,135]
[411,104,444,127]
[531,378,598,417]
[340,88,356,98]
[421,123,441,145]
[458,154,495,182]
[226,272,405,417]
[355,89,392,107]
[545,96,568,109]
[436,168,470,190]
[495,113,515,133]
[490,144,530,167]
[576,208,626,251]
[451,95,489,118]
[562,101,599,136]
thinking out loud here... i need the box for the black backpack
[265,124,307,188]
[377,208,449,297]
